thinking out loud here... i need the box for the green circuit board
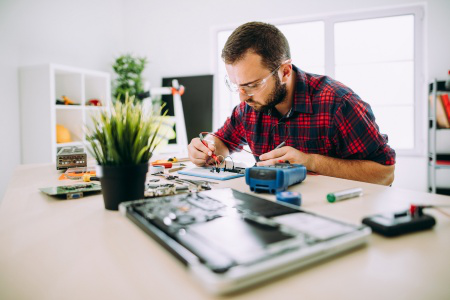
[39,183,101,199]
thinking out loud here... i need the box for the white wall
[122,0,450,192]
[0,0,449,201]
[0,0,125,202]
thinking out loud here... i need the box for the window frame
[212,4,426,156]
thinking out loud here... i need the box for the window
[214,6,424,155]
[217,30,238,127]
[334,15,415,150]
[277,21,325,75]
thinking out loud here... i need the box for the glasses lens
[225,69,275,96]
[225,76,238,93]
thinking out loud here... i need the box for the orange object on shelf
[56,124,72,143]
[62,95,75,105]
[87,99,102,106]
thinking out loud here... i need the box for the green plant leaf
[85,94,175,166]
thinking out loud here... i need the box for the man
[188,21,395,186]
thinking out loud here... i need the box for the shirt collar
[292,65,313,114]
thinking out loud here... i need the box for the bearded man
[187,21,395,185]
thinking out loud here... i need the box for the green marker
[327,188,363,203]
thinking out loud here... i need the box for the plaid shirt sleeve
[214,103,247,153]
[332,94,396,165]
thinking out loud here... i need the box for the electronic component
[144,178,212,198]
[145,183,178,198]
[245,163,307,193]
[56,146,87,170]
[209,166,245,174]
[119,188,370,294]
[39,183,101,199]
[362,205,436,237]
[178,167,245,180]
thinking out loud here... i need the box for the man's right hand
[188,137,217,167]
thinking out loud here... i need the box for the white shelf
[57,141,85,147]
[428,79,450,193]
[85,106,107,111]
[55,105,83,110]
[19,64,111,164]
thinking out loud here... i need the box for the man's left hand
[257,146,311,167]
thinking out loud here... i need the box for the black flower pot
[96,163,149,210]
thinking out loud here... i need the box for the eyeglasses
[224,59,291,97]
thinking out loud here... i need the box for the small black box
[362,211,436,237]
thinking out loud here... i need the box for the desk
[1,163,449,299]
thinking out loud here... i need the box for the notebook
[120,188,370,295]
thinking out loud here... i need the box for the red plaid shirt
[215,65,396,165]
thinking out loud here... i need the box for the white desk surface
[1,163,450,300]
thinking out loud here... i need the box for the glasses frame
[224,59,292,97]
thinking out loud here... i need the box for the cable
[200,122,290,158]
[270,122,289,150]
[200,131,262,156]
[410,204,450,218]
[216,155,225,168]
[434,207,450,218]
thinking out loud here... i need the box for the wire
[216,155,225,168]
[434,207,450,218]
[200,131,262,156]
[411,204,450,218]
[270,122,289,149]
[200,122,290,158]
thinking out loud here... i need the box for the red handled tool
[151,162,173,168]
[199,133,221,164]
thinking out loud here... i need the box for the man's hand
[257,146,311,167]
[188,138,217,167]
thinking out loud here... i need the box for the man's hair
[221,21,291,71]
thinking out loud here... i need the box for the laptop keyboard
[230,190,299,217]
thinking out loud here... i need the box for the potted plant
[86,95,175,210]
[112,54,147,102]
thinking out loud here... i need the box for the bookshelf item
[430,94,450,128]
[428,79,450,195]
[440,94,450,122]
[19,64,111,164]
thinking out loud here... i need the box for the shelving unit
[428,79,450,195]
[19,64,111,164]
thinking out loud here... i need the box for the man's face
[225,52,287,113]
[247,73,287,113]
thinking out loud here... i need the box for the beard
[246,75,287,113]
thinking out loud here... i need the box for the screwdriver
[199,133,220,164]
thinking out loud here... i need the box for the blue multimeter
[245,163,307,194]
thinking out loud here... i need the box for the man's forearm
[306,154,395,186]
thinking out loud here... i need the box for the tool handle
[200,137,219,163]
[151,162,173,168]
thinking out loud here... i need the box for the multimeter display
[245,163,307,194]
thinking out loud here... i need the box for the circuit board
[178,167,245,180]
[39,183,101,199]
